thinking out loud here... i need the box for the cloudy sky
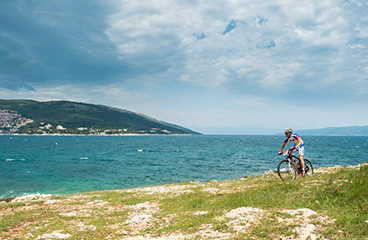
[1,0,367,134]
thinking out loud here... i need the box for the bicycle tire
[303,159,314,177]
[277,159,297,181]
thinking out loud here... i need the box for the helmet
[284,127,293,133]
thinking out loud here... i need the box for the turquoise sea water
[1,135,368,198]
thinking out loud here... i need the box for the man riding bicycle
[278,127,306,177]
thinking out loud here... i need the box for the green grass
[0,211,28,232]
[1,164,367,239]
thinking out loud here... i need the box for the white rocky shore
[3,195,335,240]
[1,163,366,240]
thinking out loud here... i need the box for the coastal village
[0,109,34,134]
[0,109,171,135]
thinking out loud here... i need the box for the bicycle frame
[285,153,302,174]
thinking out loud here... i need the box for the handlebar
[278,150,294,157]
[279,146,297,156]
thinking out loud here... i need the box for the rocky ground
[1,164,367,240]
[2,194,334,240]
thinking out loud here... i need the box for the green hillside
[0,99,200,135]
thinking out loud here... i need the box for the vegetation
[1,164,367,239]
[0,99,200,135]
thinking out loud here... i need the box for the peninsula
[0,100,200,135]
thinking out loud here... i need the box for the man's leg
[299,147,305,175]
[299,154,305,170]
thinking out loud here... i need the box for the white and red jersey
[284,133,304,147]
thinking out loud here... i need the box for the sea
[1,135,368,198]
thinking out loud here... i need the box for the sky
[0,0,368,134]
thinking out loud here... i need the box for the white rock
[12,193,52,202]
[282,208,317,218]
[60,211,78,217]
[202,188,220,194]
[86,200,109,206]
[37,231,71,239]
[124,202,160,214]
[76,223,85,228]
[136,185,194,195]
[44,200,62,205]
[194,211,208,215]
[225,207,264,220]
[126,214,153,224]
[81,225,96,231]
[293,223,317,240]
[225,207,265,234]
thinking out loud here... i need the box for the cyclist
[278,127,306,176]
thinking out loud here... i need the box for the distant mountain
[0,99,200,135]
[295,125,368,136]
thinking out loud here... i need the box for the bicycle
[277,151,314,181]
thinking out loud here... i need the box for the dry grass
[1,163,367,239]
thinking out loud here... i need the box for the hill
[0,99,200,135]
[296,125,368,136]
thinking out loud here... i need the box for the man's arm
[278,141,286,154]
[295,137,303,148]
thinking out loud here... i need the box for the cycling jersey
[284,133,304,147]
[284,133,305,155]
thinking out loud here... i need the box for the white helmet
[284,127,293,133]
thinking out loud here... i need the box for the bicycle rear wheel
[303,159,314,177]
[277,159,297,181]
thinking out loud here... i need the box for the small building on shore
[56,125,66,131]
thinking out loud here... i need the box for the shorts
[290,144,305,156]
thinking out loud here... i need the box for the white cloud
[103,0,368,101]
[1,0,368,133]
[0,84,152,114]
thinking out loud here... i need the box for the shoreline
[1,162,367,239]
[0,133,194,137]
[2,163,366,201]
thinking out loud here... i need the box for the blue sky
[1,0,368,134]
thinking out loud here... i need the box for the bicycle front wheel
[277,159,297,181]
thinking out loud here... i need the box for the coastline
[1,133,194,136]
[1,163,368,239]
[2,163,366,201]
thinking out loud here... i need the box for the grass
[1,164,367,239]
